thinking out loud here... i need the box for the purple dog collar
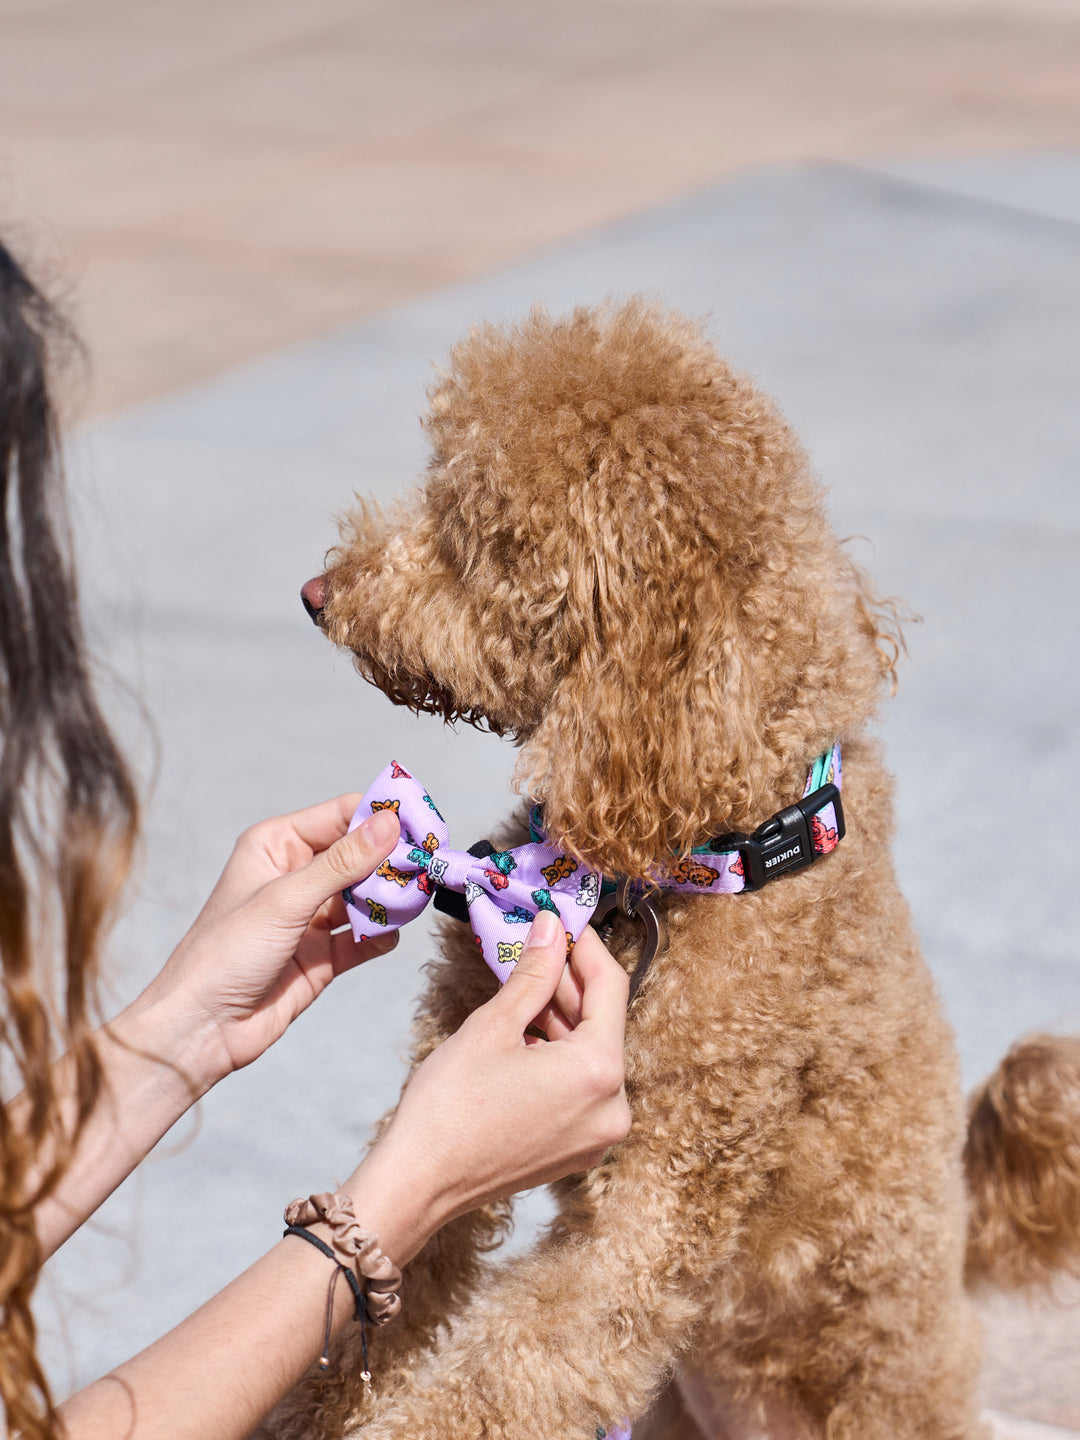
[342,745,844,985]
[675,739,843,893]
[528,742,843,901]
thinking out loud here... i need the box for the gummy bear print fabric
[676,740,842,889]
[342,762,600,984]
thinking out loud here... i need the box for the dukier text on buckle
[708,783,845,890]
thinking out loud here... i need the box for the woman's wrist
[109,982,231,1108]
[31,988,231,1261]
[338,1135,449,1270]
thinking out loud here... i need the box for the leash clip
[591,878,667,1001]
[714,783,844,889]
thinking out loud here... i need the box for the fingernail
[527,910,560,946]
[361,810,398,847]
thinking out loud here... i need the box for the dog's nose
[301,575,327,624]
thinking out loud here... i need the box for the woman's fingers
[270,791,366,855]
[531,953,586,1039]
[513,926,630,1043]
[551,956,585,1027]
[490,911,567,1032]
[323,918,399,972]
[333,927,399,972]
[566,925,630,1040]
[265,809,400,928]
[530,999,574,1041]
[292,897,399,987]
[322,890,350,932]
[518,924,630,1041]
[245,792,368,877]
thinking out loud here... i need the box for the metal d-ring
[591,877,667,1002]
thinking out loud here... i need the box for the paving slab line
[988,1411,1080,1439]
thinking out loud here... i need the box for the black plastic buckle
[708,783,844,890]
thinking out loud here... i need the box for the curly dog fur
[267,301,1080,1440]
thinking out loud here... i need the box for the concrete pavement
[2,0,1079,413]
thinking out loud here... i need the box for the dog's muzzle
[301,575,327,624]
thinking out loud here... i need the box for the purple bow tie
[342,761,602,983]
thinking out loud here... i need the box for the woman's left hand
[138,794,401,1091]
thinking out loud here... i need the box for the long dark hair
[0,242,139,1438]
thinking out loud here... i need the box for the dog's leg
[339,944,812,1440]
[675,1372,815,1440]
[636,1369,809,1440]
[344,1185,720,1440]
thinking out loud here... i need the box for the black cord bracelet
[284,1224,369,1372]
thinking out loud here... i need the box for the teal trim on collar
[688,747,836,855]
[805,747,835,795]
[528,803,546,847]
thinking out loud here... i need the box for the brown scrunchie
[284,1191,402,1323]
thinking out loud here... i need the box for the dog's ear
[514,550,770,881]
[515,534,899,881]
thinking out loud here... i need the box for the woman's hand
[33,795,404,1260]
[344,912,632,1263]
[54,877,631,1439]
[138,793,402,1092]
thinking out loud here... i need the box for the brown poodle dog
[271,302,1080,1440]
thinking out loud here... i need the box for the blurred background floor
[0,0,1078,413]
[2,1,1077,1435]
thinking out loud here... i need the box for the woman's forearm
[23,993,221,1261]
[28,797,400,1263]
[57,1156,435,1440]
[48,910,633,1440]
[51,911,630,1440]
